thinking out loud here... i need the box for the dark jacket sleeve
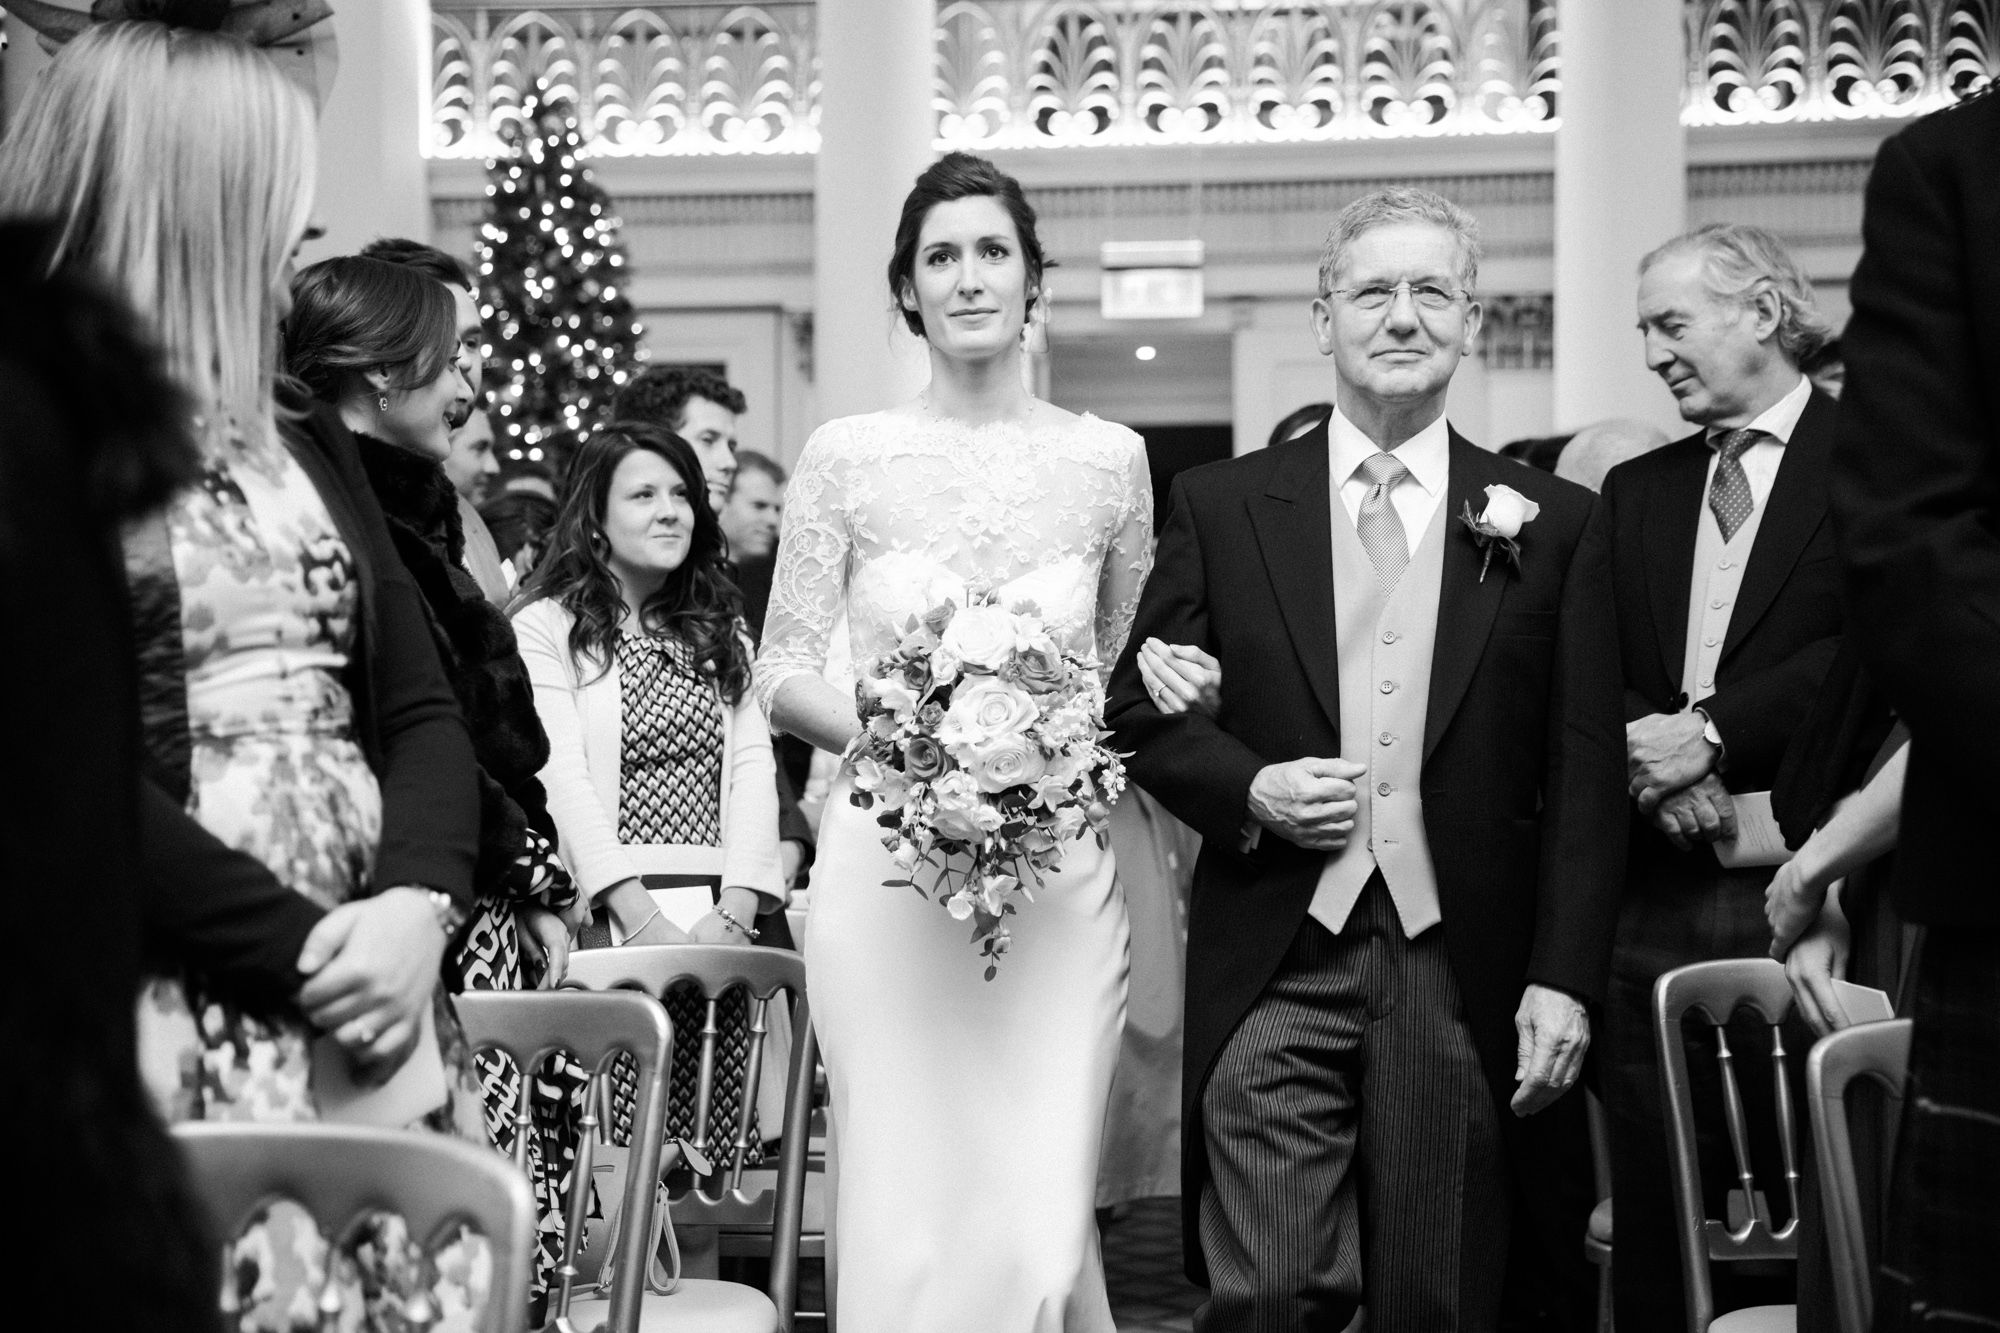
[1696,633,1842,782]
[1526,497,1628,1005]
[314,419,481,908]
[1105,473,1269,853]
[1833,114,2000,798]
[138,780,326,1008]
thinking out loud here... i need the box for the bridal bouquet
[845,588,1126,979]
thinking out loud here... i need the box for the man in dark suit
[1831,89,2000,1329]
[1108,187,1626,1332]
[1600,223,1844,1333]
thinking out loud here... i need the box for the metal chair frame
[173,1119,537,1333]
[565,944,818,1331]
[1654,957,1803,1333]
[1806,1017,1912,1333]
[454,988,673,1333]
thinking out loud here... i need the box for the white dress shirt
[1701,373,1811,503]
[1327,406,1450,556]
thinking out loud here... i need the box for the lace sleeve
[753,421,853,719]
[1094,429,1155,679]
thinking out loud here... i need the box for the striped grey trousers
[1195,875,1509,1333]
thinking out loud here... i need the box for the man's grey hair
[1639,222,1833,368]
[1318,186,1482,297]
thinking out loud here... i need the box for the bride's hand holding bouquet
[844,587,1125,978]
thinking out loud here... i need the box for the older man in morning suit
[1107,187,1626,1332]
[1599,223,1844,1333]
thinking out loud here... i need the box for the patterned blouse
[615,632,724,845]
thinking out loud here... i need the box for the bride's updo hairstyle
[888,151,1047,338]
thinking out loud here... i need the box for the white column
[811,0,934,426]
[2,13,56,133]
[304,0,432,262]
[1552,0,1686,434]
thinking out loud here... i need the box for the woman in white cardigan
[513,422,787,1145]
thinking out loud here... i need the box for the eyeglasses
[1323,280,1471,312]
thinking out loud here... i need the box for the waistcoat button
[1380,680,1396,694]
[1379,731,1394,745]
[1382,629,1399,645]
[1377,781,1393,797]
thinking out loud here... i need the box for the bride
[754,152,1153,1330]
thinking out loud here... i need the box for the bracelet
[713,905,759,940]
[621,907,662,943]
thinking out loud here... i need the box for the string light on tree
[475,82,647,471]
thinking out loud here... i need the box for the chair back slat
[454,989,672,1333]
[692,995,722,1167]
[173,1121,537,1333]
[1712,1026,1761,1212]
[1808,1018,1913,1333]
[1770,1023,1803,1223]
[733,995,772,1188]
[1654,958,1802,1333]
[564,944,818,1330]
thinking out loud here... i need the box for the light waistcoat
[1309,492,1447,938]
[1680,498,1769,705]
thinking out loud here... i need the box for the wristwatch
[1694,707,1727,770]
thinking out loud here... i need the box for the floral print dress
[128,427,487,1332]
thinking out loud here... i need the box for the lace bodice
[753,408,1154,718]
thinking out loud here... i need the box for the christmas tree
[476,84,646,470]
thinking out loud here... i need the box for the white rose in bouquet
[939,677,1040,750]
[965,734,1051,793]
[930,770,1003,842]
[938,603,1019,672]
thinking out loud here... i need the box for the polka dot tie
[1708,428,1761,542]
[1356,451,1412,591]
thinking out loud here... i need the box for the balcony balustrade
[427,0,1999,158]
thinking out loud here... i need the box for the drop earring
[377,393,390,412]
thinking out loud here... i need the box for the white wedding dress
[755,408,1153,1332]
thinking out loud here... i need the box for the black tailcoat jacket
[1106,422,1627,1265]
[1833,90,2000,928]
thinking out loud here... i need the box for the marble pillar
[303,0,431,263]
[1552,0,1687,435]
[811,0,934,425]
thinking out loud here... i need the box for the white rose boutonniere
[1457,483,1542,582]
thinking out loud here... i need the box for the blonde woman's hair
[0,22,317,451]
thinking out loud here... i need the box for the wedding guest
[1830,86,2000,1330]
[1805,336,1845,401]
[611,365,744,511]
[481,488,559,584]
[0,12,481,1114]
[1,221,217,1333]
[513,423,792,1148]
[285,253,586,1293]
[504,462,559,504]
[362,237,515,606]
[446,407,504,508]
[1554,418,1670,493]
[0,31,497,1326]
[1602,222,1843,1332]
[613,372,813,897]
[1763,636,1906,1330]
[721,449,786,564]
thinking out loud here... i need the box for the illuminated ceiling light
[1135,345,1157,361]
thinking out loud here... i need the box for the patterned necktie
[1708,428,1761,542]
[1356,451,1412,591]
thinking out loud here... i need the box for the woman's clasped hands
[296,886,450,1077]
